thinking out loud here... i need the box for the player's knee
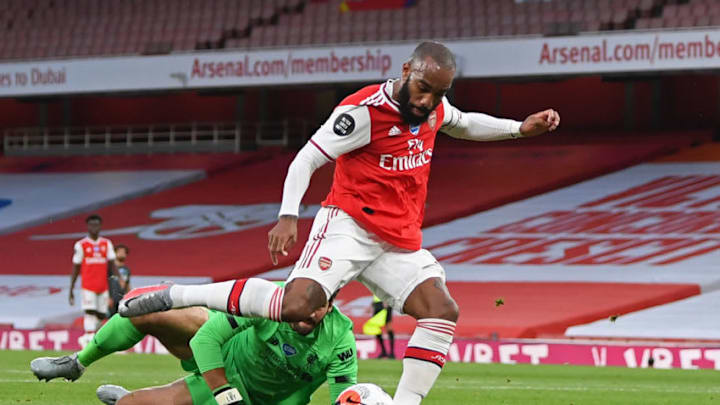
[440,297,460,323]
[420,295,459,322]
[129,312,164,333]
[281,279,327,322]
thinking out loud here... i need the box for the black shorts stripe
[226,314,239,329]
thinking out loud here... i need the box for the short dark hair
[329,290,340,303]
[115,244,129,254]
[410,41,457,71]
[86,214,102,223]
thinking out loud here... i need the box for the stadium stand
[0,0,712,60]
[636,0,720,29]
[0,131,710,336]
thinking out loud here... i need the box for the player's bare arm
[201,367,230,391]
[268,108,356,266]
[69,263,80,305]
[267,214,298,265]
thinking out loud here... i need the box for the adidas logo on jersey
[388,126,402,137]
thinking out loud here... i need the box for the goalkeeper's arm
[189,312,258,404]
[326,328,359,403]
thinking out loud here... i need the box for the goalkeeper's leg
[108,373,246,405]
[31,308,207,381]
[109,378,193,405]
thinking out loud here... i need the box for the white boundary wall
[1,28,720,97]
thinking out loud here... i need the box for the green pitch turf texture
[1,350,719,404]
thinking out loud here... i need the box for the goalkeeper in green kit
[30,286,357,405]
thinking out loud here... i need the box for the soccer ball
[334,383,392,405]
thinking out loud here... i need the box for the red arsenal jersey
[310,80,446,250]
[72,236,116,293]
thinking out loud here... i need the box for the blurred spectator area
[0,0,716,61]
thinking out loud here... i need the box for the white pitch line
[446,384,720,394]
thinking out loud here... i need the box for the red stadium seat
[662,4,678,19]
[678,16,696,27]
[690,2,706,17]
[676,5,692,19]
[634,17,650,29]
[663,16,680,28]
[695,16,711,27]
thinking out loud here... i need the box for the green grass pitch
[1,350,719,404]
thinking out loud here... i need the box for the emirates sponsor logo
[432,354,447,365]
[379,149,433,172]
[318,256,333,271]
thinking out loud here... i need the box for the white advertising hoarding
[0,28,719,96]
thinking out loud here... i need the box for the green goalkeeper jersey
[188,307,358,405]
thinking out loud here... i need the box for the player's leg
[386,310,396,359]
[79,289,105,349]
[376,334,388,358]
[100,377,194,405]
[129,307,209,359]
[365,302,389,358]
[395,277,458,404]
[81,289,100,335]
[31,308,208,381]
[359,249,458,405]
[120,207,379,322]
[105,366,249,405]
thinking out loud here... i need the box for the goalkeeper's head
[289,289,339,336]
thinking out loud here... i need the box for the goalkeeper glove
[213,384,244,405]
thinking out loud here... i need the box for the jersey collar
[381,80,401,112]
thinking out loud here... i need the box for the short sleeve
[309,105,372,160]
[326,329,358,378]
[105,239,117,261]
[72,242,83,265]
[326,327,358,403]
[190,311,262,373]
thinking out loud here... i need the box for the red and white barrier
[4,326,719,370]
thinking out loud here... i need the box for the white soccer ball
[334,383,393,405]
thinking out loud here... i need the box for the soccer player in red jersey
[70,214,124,344]
[121,41,560,404]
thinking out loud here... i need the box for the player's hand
[68,290,75,306]
[519,109,560,137]
[268,215,298,266]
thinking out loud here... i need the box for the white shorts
[81,289,109,313]
[287,206,446,314]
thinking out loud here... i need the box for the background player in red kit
[120,41,560,404]
[70,214,124,344]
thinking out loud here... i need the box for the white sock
[169,279,284,321]
[83,314,99,333]
[393,319,456,405]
